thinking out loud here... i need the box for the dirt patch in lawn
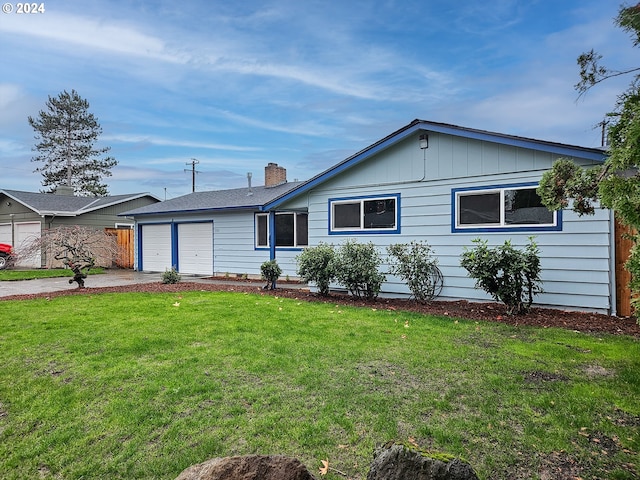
[2,280,639,338]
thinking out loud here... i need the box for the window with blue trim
[255,212,308,248]
[452,184,559,232]
[329,194,400,234]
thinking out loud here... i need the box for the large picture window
[255,212,308,248]
[452,183,560,232]
[329,194,400,234]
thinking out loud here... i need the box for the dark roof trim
[119,204,263,217]
[262,119,608,210]
[421,120,607,159]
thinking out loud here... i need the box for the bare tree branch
[15,226,123,288]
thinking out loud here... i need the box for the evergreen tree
[537,3,640,318]
[28,89,117,197]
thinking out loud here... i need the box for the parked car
[0,243,12,269]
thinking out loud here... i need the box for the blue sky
[0,1,634,198]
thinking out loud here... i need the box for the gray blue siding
[283,133,612,313]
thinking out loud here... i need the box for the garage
[177,222,213,275]
[0,224,10,244]
[141,224,172,272]
[13,222,42,268]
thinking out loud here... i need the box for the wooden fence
[615,218,636,317]
[105,228,134,269]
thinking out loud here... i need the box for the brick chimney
[265,163,287,187]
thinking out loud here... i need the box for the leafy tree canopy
[28,89,117,197]
[538,3,640,317]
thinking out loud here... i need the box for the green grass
[0,291,638,479]
[0,268,104,281]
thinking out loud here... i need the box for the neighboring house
[123,120,629,315]
[0,187,161,268]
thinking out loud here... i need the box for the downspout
[44,214,57,268]
[9,214,14,247]
[137,224,144,271]
[609,209,617,316]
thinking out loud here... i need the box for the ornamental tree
[17,226,121,288]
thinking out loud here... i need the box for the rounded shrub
[296,242,336,296]
[460,237,542,315]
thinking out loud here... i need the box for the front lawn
[0,291,638,479]
[0,268,104,281]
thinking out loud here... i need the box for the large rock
[175,455,317,480]
[366,442,479,480]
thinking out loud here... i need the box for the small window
[453,184,559,232]
[329,194,400,234]
[255,212,308,248]
[296,213,308,246]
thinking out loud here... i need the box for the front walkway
[0,270,307,298]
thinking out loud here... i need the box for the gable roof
[263,119,608,210]
[0,189,161,216]
[120,181,304,217]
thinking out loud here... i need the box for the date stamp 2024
[2,3,46,14]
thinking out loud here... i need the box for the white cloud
[0,12,187,63]
[0,84,23,109]
[104,134,261,152]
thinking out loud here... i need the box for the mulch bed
[2,280,639,338]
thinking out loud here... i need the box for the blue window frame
[451,183,561,233]
[255,212,308,249]
[329,193,401,235]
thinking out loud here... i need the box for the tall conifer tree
[28,89,117,197]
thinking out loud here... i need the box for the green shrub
[161,267,181,284]
[260,259,282,289]
[296,243,336,296]
[460,237,542,315]
[332,240,386,300]
[387,241,443,302]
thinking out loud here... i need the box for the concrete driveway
[0,270,164,298]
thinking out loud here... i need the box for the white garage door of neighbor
[141,224,172,272]
[15,222,42,268]
[0,224,10,244]
[178,222,213,275]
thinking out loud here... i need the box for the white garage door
[0,224,10,244]
[178,222,213,275]
[141,224,172,272]
[15,222,41,268]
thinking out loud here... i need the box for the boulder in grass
[175,455,317,480]
[366,441,479,480]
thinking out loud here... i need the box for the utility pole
[185,158,200,193]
